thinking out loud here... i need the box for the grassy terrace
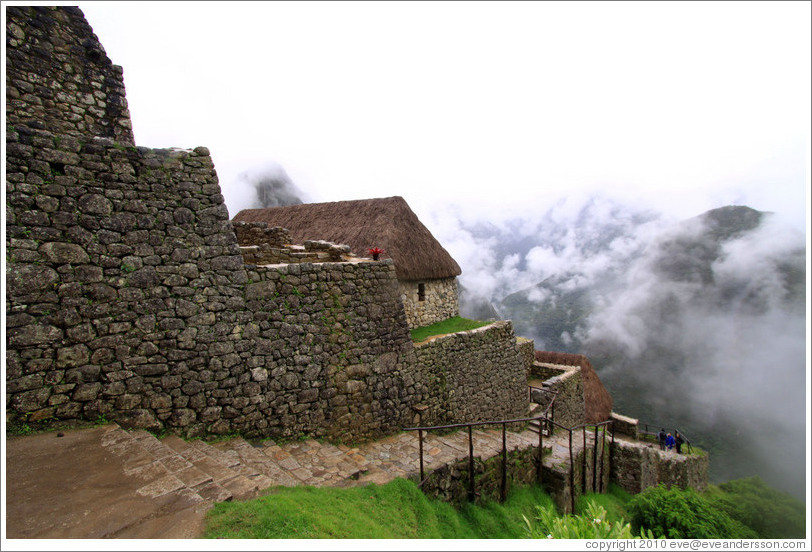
[410,316,491,343]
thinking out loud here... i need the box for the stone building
[232,196,462,329]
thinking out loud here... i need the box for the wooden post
[599,424,607,493]
[592,425,599,492]
[568,429,575,514]
[537,417,543,485]
[501,422,507,502]
[581,426,587,494]
[468,425,475,501]
[418,428,424,483]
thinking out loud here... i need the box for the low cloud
[427,194,806,498]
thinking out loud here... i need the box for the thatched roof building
[233,196,462,282]
[535,351,614,424]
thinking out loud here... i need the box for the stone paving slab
[6,422,575,539]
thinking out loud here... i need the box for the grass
[203,476,804,540]
[410,316,491,343]
[204,478,554,539]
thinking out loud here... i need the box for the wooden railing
[639,422,694,454]
[403,415,614,511]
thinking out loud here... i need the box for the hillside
[457,203,806,499]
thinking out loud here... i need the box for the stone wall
[610,440,709,495]
[239,240,352,266]
[6,6,134,145]
[233,221,353,265]
[610,411,639,439]
[417,441,545,505]
[5,5,541,445]
[5,6,420,443]
[532,363,584,429]
[4,122,424,442]
[6,132,242,429]
[412,321,529,427]
[399,277,459,329]
[232,221,291,248]
[516,337,535,376]
[238,260,421,442]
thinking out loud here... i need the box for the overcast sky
[74,1,810,230]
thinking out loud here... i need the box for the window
[418,283,426,302]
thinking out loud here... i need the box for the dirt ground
[4,425,208,539]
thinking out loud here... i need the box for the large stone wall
[4,123,421,442]
[240,260,420,441]
[6,7,134,145]
[5,7,538,445]
[413,321,529,427]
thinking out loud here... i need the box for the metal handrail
[528,385,558,436]
[403,414,614,511]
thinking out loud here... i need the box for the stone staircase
[98,420,559,512]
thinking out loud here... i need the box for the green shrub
[707,477,806,538]
[576,487,630,527]
[525,501,653,539]
[627,485,757,539]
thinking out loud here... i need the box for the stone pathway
[5,422,595,539]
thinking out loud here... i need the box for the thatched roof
[232,196,462,281]
[535,351,614,424]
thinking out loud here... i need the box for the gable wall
[399,277,459,329]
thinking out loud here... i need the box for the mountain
[455,203,806,499]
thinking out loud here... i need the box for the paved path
[6,421,677,539]
[5,423,548,539]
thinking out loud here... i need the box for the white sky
[46,1,812,230]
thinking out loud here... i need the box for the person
[675,432,684,454]
[657,428,667,451]
[665,432,675,451]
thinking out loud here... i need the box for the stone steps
[101,425,266,507]
[101,422,593,514]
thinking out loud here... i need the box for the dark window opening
[418,283,426,302]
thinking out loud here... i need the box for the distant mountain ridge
[455,202,806,498]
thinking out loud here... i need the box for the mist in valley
[434,196,807,499]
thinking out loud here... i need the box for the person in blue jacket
[665,432,676,451]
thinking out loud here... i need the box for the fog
[233,163,308,210]
[428,195,807,499]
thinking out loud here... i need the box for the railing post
[592,425,599,492]
[610,421,615,473]
[599,423,607,493]
[467,425,475,502]
[568,429,575,514]
[418,428,424,483]
[551,402,555,433]
[537,416,543,485]
[501,422,507,502]
[581,426,587,494]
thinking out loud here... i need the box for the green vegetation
[525,501,653,539]
[706,477,806,539]
[205,479,552,539]
[627,485,758,538]
[410,316,491,343]
[204,477,806,540]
